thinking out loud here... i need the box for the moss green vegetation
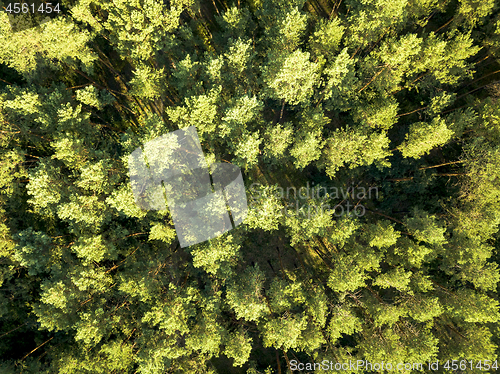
[1,0,500,372]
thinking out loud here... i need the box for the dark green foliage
[1,0,500,373]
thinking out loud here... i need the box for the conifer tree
[0,0,500,372]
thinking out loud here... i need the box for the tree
[1,0,500,372]
[399,117,454,159]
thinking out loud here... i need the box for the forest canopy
[1,0,500,373]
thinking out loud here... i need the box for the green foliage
[309,18,345,59]
[129,64,164,100]
[191,234,240,275]
[405,208,447,246]
[262,313,307,351]
[321,127,391,177]
[364,220,401,249]
[226,265,269,322]
[223,329,253,367]
[245,185,283,231]
[328,247,381,293]
[328,305,363,344]
[399,117,454,159]
[262,123,293,162]
[262,49,320,105]
[1,0,500,372]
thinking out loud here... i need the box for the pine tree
[1,0,500,372]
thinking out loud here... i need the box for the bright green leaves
[94,0,192,62]
[321,127,391,178]
[406,0,442,23]
[118,272,158,304]
[261,313,307,351]
[191,234,240,275]
[355,34,424,94]
[461,139,500,213]
[226,265,269,322]
[367,300,407,327]
[71,266,113,293]
[129,64,165,100]
[94,341,135,374]
[0,217,15,260]
[71,235,116,264]
[26,160,66,215]
[370,34,422,89]
[0,149,25,197]
[457,0,496,28]
[359,326,439,368]
[52,135,89,169]
[218,6,253,40]
[166,87,221,138]
[283,198,334,245]
[309,18,345,59]
[185,301,224,356]
[405,295,443,323]
[321,128,365,178]
[373,267,412,292]
[246,185,283,232]
[321,48,358,111]
[232,131,262,170]
[74,308,108,347]
[142,290,195,336]
[171,54,201,97]
[442,325,497,361]
[415,32,480,85]
[0,86,47,133]
[376,34,423,70]
[345,0,408,48]
[353,97,399,130]
[364,220,401,249]
[106,183,148,219]
[290,129,323,169]
[222,95,264,169]
[76,160,118,194]
[258,0,308,53]
[266,277,329,342]
[223,329,253,367]
[276,7,308,51]
[328,305,363,344]
[262,123,293,162]
[56,340,135,374]
[58,195,109,232]
[290,107,328,169]
[0,14,97,77]
[40,18,97,71]
[428,91,456,115]
[405,209,447,246]
[225,38,255,78]
[221,95,263,138]
[40,280,71,312]
[277,7,308,51]
[262,49,320,105]
[327,217,360,248]
[267,278,305,314]
[392,236,434,268]
[148,221,176,245]
[76,86,114,110]
[446,289,500,323]
[399,117,454,159]
[328,247,381,293]
[305,285,329,328]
